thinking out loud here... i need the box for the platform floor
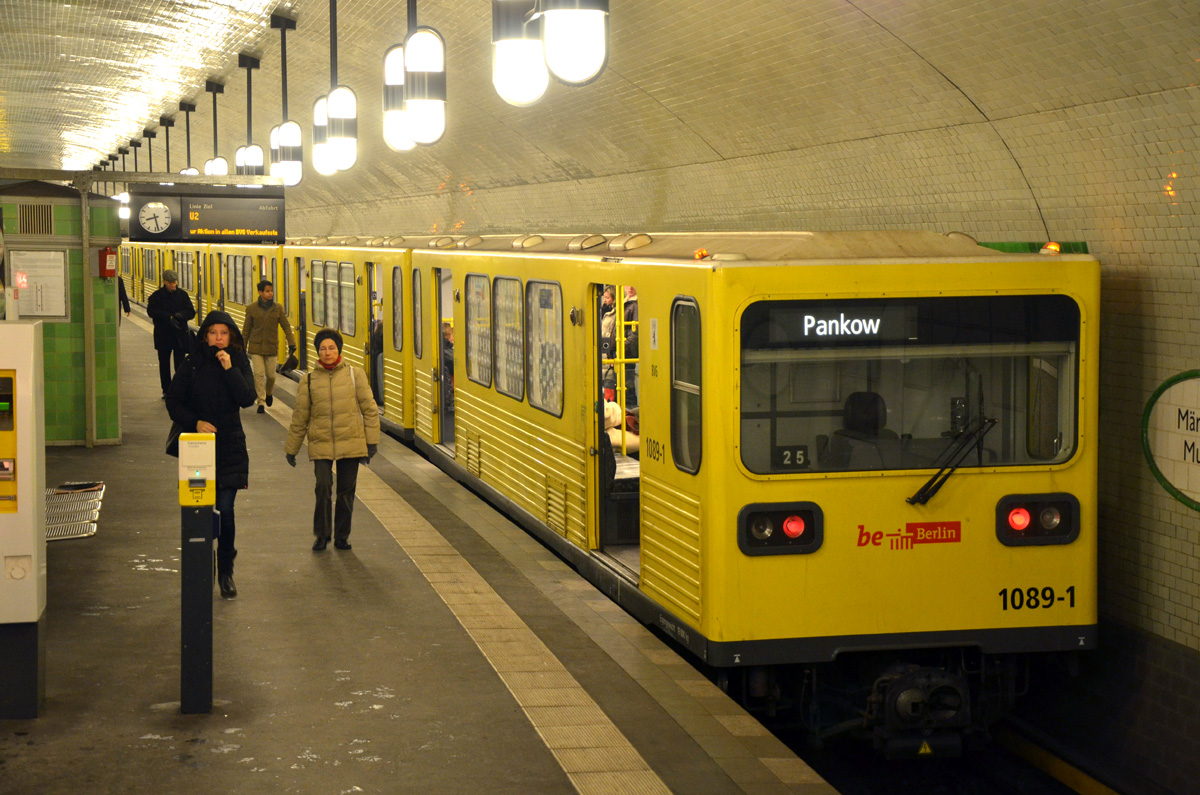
[0,314,834,794]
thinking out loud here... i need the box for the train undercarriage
[716,648,1029,758]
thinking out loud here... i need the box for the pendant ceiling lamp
[234,54,264,186]
[319,0,358,173]
[492,0,547,107]
[270,13,303,186]
[143,128,156,171]
[538,0,609,86]
[382,45,415,151]
[203,80,228,176]
[404,23,447,145]
[179,101,200,176]
[159,116,174,173]
[311,96,337,176]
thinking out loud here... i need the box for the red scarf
[320,355,342,370]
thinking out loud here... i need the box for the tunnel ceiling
[0,0,1194,237]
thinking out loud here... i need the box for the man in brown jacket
[241,279,297,413]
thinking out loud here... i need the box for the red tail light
[782,515,806,538]
[1008,508,1030,531]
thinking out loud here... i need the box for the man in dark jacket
[165,310,256,598]
[146,269,196,396]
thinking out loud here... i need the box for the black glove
[366,444,377,464]
[285,453,296,467]
[288,344,297,354]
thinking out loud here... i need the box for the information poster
[10,250,68,320]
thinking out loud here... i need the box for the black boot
[217,555,238,599]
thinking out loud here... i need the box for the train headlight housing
[738,502,823,556]
[996,494,1080,546]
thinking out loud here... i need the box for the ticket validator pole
[0,323,46,719]
[178,432,216,714]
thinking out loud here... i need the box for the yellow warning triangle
[918,741,933,755]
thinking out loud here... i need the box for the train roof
[282,230,1091,265]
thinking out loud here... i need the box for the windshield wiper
[906,418,998,505]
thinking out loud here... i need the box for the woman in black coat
[165,310,256,599]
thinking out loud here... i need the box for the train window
[493,277,523,400]
[277,258,288,315]
[465,274,492,386]
[311,259,325,325]
[231,256,242,303]
[325,262,340,332]
[412,269,424,358]
[525,280,562,416]
[671,298,702,474]
[738,295,1081,475]
[391,267,403,351]
[247,256,258,304]
[339,262,355,336]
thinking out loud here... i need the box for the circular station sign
[1143,371,1200,511]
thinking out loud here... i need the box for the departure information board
[129,186,285,244]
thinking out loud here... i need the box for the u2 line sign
[1143,370,1200,511]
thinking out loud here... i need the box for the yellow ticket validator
[178,433,216,506]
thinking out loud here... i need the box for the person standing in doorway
[284,329,380,552]
[165,310,256,598]
[241,279,297,414]
[147,270,196,397]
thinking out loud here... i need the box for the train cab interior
[597,283,642,578]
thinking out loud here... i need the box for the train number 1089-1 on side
[998,585,1076,610]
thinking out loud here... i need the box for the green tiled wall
[39,250,122,443]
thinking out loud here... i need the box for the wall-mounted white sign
[9,249,68,320]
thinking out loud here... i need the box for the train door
[295,257,308,370]
[596,281,642,578]
[435,267,455,449]
[366,261,384,406]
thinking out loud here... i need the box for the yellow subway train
[122,230,1100,755]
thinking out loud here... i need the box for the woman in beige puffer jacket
[285,328,380,551]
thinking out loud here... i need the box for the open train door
[434,266,455,450]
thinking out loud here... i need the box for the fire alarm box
[97,247,117,278]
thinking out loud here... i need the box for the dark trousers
[214,487,238,559]
[158,346,185,395]
[313,459,360,542]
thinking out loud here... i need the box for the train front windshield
[739,295,1080,474]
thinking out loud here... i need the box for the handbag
[165,420,185,458]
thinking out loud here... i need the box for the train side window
[339,262,355,336]
[278,258,288,315]
[465,274,492,387]
[412,269,423,359]
[493,277,524,401]
[232,256,243,303]
[525,280,562,417]
[253,256,264,302]
[671,298,702,474]
[325,262,340,331]
[391,266,404,351]
[311,259,325,325]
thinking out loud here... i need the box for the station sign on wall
[128,185,285,244]
[1142,371,1200,511]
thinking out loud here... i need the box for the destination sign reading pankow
[1143,370,1200,511]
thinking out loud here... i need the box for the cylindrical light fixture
[492,0,548,106]
[404,27,447,145]
[235,54,264,184]
[179,101,200,176]
[311,96,337,176]
[382,45,415,151]
[275,120,303,186]
[203,80,228,176]
[540,0,609,85]
[327,85,358,170]
[271,13,303,186]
